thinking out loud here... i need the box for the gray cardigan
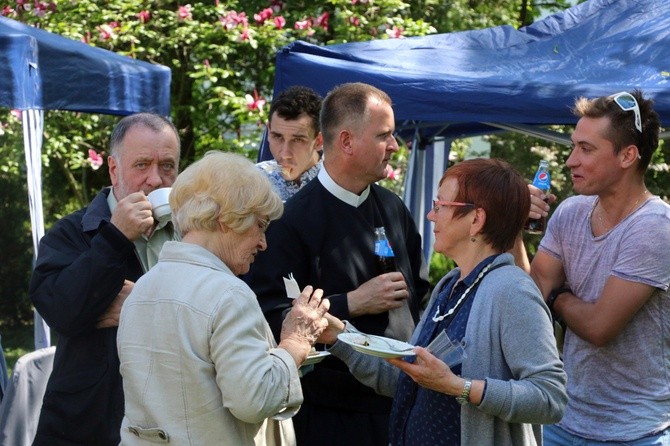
[329,253,567,446]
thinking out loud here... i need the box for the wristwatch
[456,379,472,405]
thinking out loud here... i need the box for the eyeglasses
[256,217,270,233]
[610,92,642,133]
[432,200,475,213]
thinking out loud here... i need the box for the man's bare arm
[552,277,655,347]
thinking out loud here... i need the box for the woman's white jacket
[117,241,301,445]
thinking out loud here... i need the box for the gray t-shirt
[540,194,670,441]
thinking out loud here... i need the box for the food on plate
[351,335,370,347]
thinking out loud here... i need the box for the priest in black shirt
[245,82,430,446]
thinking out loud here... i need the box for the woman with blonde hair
[117,151,329,445]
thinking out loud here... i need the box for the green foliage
[646,139,670,201]
[0,323,59,374]
[1,324,34,375]
[428,252,457,286]
[0,172,33,327]
[406,0,574,31]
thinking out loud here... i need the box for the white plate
[302,351,330,366]
[337,333,416,358]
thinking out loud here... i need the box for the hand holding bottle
[524,160,553,234]
[528,184,556,220]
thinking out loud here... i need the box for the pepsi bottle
[374,227,397,273]
[524,160,551,234]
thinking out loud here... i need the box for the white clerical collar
[317,166,370,208]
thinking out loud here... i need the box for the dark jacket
[29,188,142,446]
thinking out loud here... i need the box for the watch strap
[456,378,472,405]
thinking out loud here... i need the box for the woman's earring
[470,237,476,243]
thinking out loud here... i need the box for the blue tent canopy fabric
[0,16,171,115]
[271,0,670,137]
[0,16,171,349]
[0,34,39,111]
[266,0,670,260]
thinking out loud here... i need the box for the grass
[1,323,50,376]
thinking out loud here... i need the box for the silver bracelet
[456,378,472,405]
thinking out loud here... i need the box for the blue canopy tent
[263,0,670,259]
[0,16,171,349]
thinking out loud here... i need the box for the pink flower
[10,109,22,120]
[240,27,250,41]
[253,7,273,24]
[32,1,48,17]
[98,23,118,41]
[237,12,249,26]
[315,11,329,30]
[245,90,266,112]
[87,149,104,170]
[349,16,360,26]
[271,0,284,13]
[294,19,312,30]
[385,164,401,180]
[137,10,151,23]
[273,16,286,29]
[220,10,248,30]
[1,6,14,16]
[386,25,404,39]
[177,4,192,21]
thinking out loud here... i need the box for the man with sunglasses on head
[516,90,670,445]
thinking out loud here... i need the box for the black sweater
[245,178,429,412]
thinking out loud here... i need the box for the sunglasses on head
[609,91,642,133]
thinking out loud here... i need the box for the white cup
[147,187,172,223]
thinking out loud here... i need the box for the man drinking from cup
[29,113,181,446]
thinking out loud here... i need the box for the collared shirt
[257,159,322,202]
[317,165,370,207]
[107,191,179,273]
